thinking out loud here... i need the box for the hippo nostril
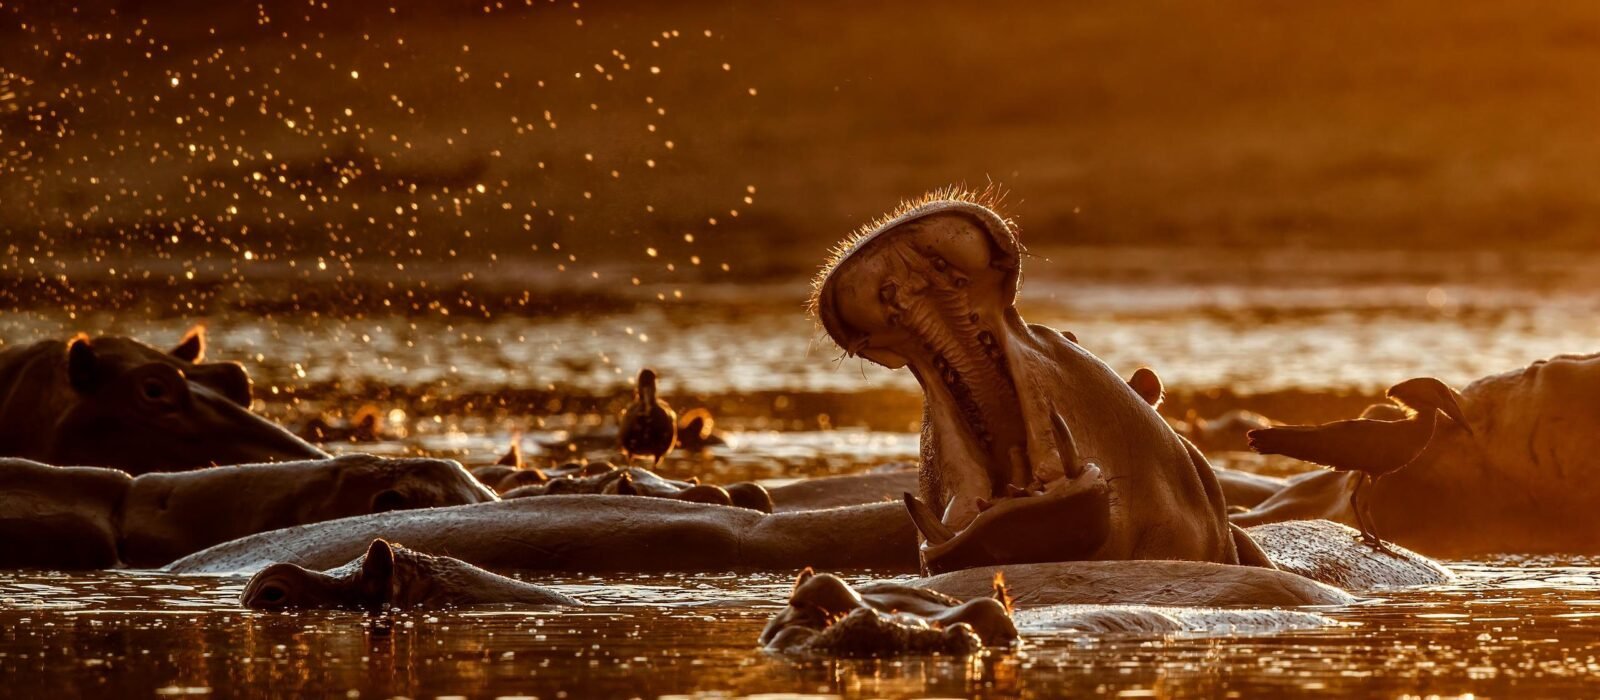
[879,282,899,307]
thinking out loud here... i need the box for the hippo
[765,567,1344,657]
[760,568,1018,656]
[0,329,326,473]
[0,454,496,569]
[162,192,1453,603]
[163,493,1444,597]
[501,461,774,513]
[809,192,1252,573]
[1234,351,1600,556]
[165,497,920,575]
[242,538,577,610]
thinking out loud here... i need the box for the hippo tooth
[902,493,957,545]
[1052,410,1084,479]
[1005,483,1030,498]
[976,497,993,512]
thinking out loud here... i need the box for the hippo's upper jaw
[814,193,1237,574]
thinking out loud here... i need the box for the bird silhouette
[619,368,677,466]
[1247,377,1472,553]
[676,407,727,451]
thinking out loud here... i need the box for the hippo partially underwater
[1236,350,1600,556]
[0,454,494,568]
[166,195,1447,620]
[0,328,326,473]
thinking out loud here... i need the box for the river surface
[4,265,1600,697]
[5,562,1600,697]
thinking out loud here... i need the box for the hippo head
[244,539,397,611]
[812,193,1238,573]
[52,330,327,473]
[242,538,577,610]
[316,454,498,517]
[758,567,1017,656]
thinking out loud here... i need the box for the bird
[1246,377,1473,553]
[619,368,677,466]
[675,407,727,451]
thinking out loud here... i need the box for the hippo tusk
[1051,410,1083,480]
[903,493,956,545]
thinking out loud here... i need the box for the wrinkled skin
[166,497,919,574]
[498,462,773,513]
[0,329,326,473]
[164,493,1447,596]
[760,569,1016,656]
[1235,352,1600,555]
[243,538,577,610]
[812,197,1238,572]
[0,455,496,569]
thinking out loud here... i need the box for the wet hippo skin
[0,455,496,569]
[0,460,132,569]
[0,330,327,473]
[166,498,920,574]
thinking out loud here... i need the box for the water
[4,563,1600,697]
[4,267,1600,696]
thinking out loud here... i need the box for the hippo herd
[5,193,1600,655]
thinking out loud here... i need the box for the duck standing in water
[1247,377,1472,553]
[620,368,677,465]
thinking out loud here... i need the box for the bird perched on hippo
[1247,376,1471,552]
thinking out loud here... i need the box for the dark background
[5,1,1599,298]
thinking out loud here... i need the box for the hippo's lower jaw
[907,464,1112,575]
[813,196,1115,562]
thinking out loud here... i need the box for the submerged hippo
[0,454,495,569]
[760,568,1018,656]
[810,193,1256,573]
[242,538,577,610]
[0,329,326,473]
[499,461,773,513]
[1236,351,1600,556]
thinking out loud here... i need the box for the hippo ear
[497,441,524,468]
[171,325,205,363]
[792,566,815,594]
[1128,367,1164,408]
[615,471,638,496]
[67,336,99,394]
[361,539,396,603]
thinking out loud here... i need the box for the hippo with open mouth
[0,328,326,473]
[811,191,1257,573]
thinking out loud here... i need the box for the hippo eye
[142,379,167,400]
[252,583,288,607]
[371,489,407,513]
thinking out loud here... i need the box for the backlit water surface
[3,273,1600,697]
[6,563,1600,697]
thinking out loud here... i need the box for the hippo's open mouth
[812,194,1112,573]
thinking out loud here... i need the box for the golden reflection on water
[6,565,1600,697]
